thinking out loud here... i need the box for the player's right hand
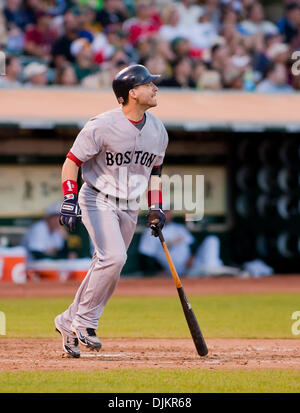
[59,194,81,232]
[147,208,165,237]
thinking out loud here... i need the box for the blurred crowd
[1,0,300,91]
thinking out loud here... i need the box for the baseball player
[54,64,169,358]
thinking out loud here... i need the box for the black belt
[89,185,128,204]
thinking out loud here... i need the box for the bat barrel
[153,226,208,357]
[177,287,208,357]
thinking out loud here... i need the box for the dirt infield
[1,275,300,299]
[0,338,299,371]
[1,276,300,371]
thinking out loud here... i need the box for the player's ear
[129,88,137,100]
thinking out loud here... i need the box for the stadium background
[1,89,300,276]
[1,0,300,276]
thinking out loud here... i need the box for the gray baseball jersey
[70,107,168,201]
[57,107,168,335]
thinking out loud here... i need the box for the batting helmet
[112,64,161,105]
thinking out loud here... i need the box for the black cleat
[72,325,102,351]
[55,316,80,358]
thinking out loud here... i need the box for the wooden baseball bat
[153,226,208,357]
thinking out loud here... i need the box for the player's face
[132,82,158,108]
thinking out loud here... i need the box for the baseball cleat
[55,316,80,358]
[71,325,102,351]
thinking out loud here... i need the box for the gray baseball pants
[58,183,138,333]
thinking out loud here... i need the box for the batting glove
[147,207,165,237]
[59,194,81,232]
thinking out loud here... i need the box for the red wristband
[147,189,162,209]
[62,180,78,196]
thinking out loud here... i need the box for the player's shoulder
[146,111,165,128]
[84,107,121,128]
[146,111,167,135]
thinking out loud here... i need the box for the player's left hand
[59,194,81,232]
[147,208,165,237]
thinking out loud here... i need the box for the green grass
[1,294,299,394]
[0,369,299,393]
[0,293,299,339]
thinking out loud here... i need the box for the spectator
[264,32,284,50]
[186,235,250,277]
[1,0,298,92]
[221,0,243,11]
[220,5,241,28]
[21,202,67,262]
[251,32,281,77]
[221,17,242,52]
[137,34,175,67]
[201,0,222,29]
[24,11,57,61]
[138,210,195,276]
[23,61,48,86]
[197,69,222,90]
[0,7,7,47]
[51,8,81,68]
[292,66,300,89]
[71,38,99,82]
[231,41,251,70]
[0,55,22,87]
[82,58,127,88]
[192,60,207,83]
[80,5,102,36]
[4,0,29,31]
[54,62,78,85]
[208,40,232,73]
[123,1,161,45]
[143,54,169,83]
[96,0,128,31]
[44,0,67,17]
[256,62,294,93]
[222,67,244,89]
[238,1,279,36]
[266,42,290,65]
[160,56,196,88]
[187,235,224,277]
[159,3,186,42]
[135,36,157,63]
[289,11,300,49]
[5,23,25,55]
[22,0,43,25]
[154,36,176,63]
[277,2,300,44]
[104,25,128,51]
[184,11,218,50]
[170,36,191,58]
[91,31,115,64]
[241,0,256,13]
[175,0,203,27]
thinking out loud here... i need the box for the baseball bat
[153,226,208,357]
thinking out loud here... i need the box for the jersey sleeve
[69,118,103,163]
[152,124,169,169]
